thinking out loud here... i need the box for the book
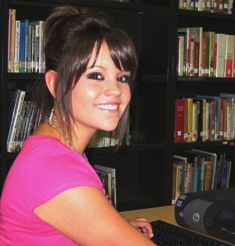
[19,20,27,72]
[209,32,216,77]
[216,153,225,187]
[35,22,40,72]
[194,98,205,142]
[94,164,117,206]
[190,27,201,76]
[177,28,188,76]
[177,34,185,76]
[14,20,21,73]
[217,0,224,12]
[172,156,185,204]
[191,149,218,190]
[30,22,36,72]
[224,35,234,77]
[174,98,185,143]
[199,29,207,76]
[228,0,234,14]
[220,159,232,188]
[38,20,45,73]
[203,160,213,191]
[215,33,227,77]
[7,89,26,152]
[8,9,16,72]
[204,31,210,77]
[211,0,218,12]
[195,95,220,141]
[192,100,200,142]
[173,155,188,197]
[198,0,207,11]
[192,156,199,192]
[183,98,193,142]
[219,93,235,139]
[184,162,193,193]
[183,27,201,76]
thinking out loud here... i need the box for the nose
[104,79,122,97]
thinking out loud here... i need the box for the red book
[174,98,185,143]
[224,35,233,78]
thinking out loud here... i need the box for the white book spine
[7,90,26,152]
[215,34,226,77]
[14,20,21,73]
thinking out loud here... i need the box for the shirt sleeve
[23,150,104,210]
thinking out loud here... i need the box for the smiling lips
[96,103,119,111]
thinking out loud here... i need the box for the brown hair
[38,5,138,145]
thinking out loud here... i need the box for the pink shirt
[0,135,105,245]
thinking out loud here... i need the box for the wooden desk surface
[121,205,176,225]
[121,205,234,245]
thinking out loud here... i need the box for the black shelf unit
[0,0,235,211]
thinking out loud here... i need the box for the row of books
[94,164,117,206]
[172,149,232,204]
[177,27,235,77]
[179,0,234,14]
[89,130,130,148]
[174,93,235,143]
[7,89,42,153]
[8,9,45,73]
[89,130,119,148]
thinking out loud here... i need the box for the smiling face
[70,42,131,136]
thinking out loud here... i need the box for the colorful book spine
[14,20,21,73]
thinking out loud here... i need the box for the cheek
[72,84,99,107]
[122,85,131,104]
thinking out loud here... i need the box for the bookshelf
[0,0,235,211]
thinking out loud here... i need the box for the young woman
[0,6,156,245]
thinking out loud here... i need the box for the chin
[99,124,118,132]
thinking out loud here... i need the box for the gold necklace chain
[48,108,78,153]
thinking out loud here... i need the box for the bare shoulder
[34,186,156,245]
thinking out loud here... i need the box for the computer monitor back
[175,188,235,244]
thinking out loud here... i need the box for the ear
[45,70,57,98]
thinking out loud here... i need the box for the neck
[48,109,97,154]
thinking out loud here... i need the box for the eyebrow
[87,65,105,70]
[87,65,130,74]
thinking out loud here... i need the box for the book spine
[38,21,44,73]
[8,9,13,72]
[216,33,226,77]
[192,157,199,192]
[217,0,224,12]
[204,161,213,191]
[187,98,193,142]
[7,90,26,152]
[177,35,185,76]
[174,99,185,143]
[224,35,234,77]
[10,9,16,73]
[14,20,21,73]
[31,22,36,72]
[209,32,215,77]
[199,30,207,76]
[35,22,40,73]
[27,23,32,72]
[24,20,29,72]
[19,20,26,72]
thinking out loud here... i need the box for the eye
[87,72,104,81]
[117,75,130,83]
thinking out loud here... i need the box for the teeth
[96,104,118,110]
